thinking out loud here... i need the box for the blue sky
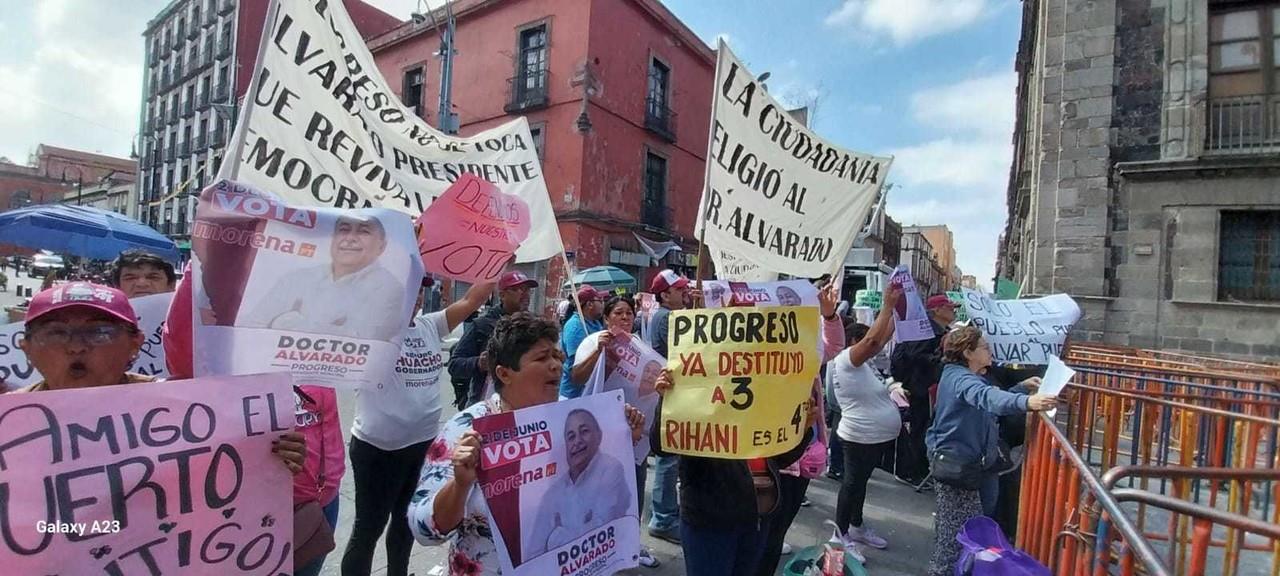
[0,0,1020,285]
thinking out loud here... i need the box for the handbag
[292,387,335,568]
[930,446,985,490]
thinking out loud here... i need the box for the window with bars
[509,24,549,109]
[642,151,667,228]
[1206,3,1280,151]
[529,123,545,159]
[402,66,425,118]
[1218,210,1280,301]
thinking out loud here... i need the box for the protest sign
[636,293,657,346]
[702,279,818,309]
[960,289,1082,364]
[854,289,882,310]
[888,266,933,342]
[710,247,779,282]
[190,180,423,388]
[695,40,891,278]
[947,291,969,322]
[221,0,560,263]
[416,174,531,283]
[661,306,820,458]
[583,333,664,463]
[0,292,173,391]
[473,392,639,576]
[0,373,295,574]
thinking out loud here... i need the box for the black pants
[755,475,810,576]
[897,394,931,480]
[836,439,894,532]
[341,437,432,576]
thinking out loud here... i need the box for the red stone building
[1,145,136,213]
[368,0,713,306]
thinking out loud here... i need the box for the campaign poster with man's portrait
[583,331,664,463]
[473,393,640,576]
[702,279,819,308]
[190,180,423,388]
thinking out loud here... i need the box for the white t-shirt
[352,311,449,450]
[831,350,902,445]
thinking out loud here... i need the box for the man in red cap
[888,293,958,487]
[558,285,605,399]
[645,268,691,543]
[448,270,539,408]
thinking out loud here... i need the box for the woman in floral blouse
[409,312,644,575]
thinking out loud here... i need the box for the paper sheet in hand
[1041,354,1076,417]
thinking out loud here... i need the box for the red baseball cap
[26,282,138,328]
[925,294,958,311]
[499,270,539,290]
[577,285,603,302]
[649,269,689,294]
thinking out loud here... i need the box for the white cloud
[884,69,1017,283]
[824,0,988,45]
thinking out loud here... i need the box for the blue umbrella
[0,204,179,262]
[570,265,637,291]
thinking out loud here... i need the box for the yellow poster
[659,306,819,458]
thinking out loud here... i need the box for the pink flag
[416,174,533,283]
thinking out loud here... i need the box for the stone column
[1159,0,1208,159]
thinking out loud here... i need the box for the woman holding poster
[568,294,663,568]
[407,313,646,576]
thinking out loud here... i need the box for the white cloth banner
[701,279,819,308]
[695,40,891,277]
[222,0,560,262]
[190,180,423,388]
[0,292,173,391]
[711,247,778,282]
[473,393,640,576]
[889,266,933,343]
[584,332,664,464]
[960,289,1082,365]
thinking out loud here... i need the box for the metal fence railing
[1206,95,1280,155]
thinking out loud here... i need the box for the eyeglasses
[27,324,131,347]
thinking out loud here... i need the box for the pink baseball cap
[499,270,539,290]
[649,269,689,294]
[925,294,958,310]
[26,282,138,328]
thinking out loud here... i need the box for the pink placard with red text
[417,174,532,283]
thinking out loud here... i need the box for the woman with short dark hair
[408,312,645,575]
[925,326,1056,576]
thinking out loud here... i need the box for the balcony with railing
[165,147,176,161]
[505,70,549,113]
[172,28,185,48]
[211,128,225,147]
[182,100,194,117]
[644,96,678,142]
[187,24,200,40]
[641,199,670,229]
[213,83,228,102]
[194,133,207,150]
[1206,95,1280,155]
[179,140,190,156]
[197,91,210,110]
[217,39,232,58]
[167,106,179,123]
[218,0,234,15]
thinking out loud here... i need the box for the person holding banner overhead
[889,293,958,487]
[341,278,495,576]
[408,313,646,576]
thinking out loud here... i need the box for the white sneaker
[781,542,793,555]
[848,525,889,549]
[638,548,659,568]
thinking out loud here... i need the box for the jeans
[681,521,768,576]
[978,472,1000,518]
[648,454,680,533]
[295,497,341,576]
[756,475,811,576]
[341,437,432,576]
[836,439,895,532]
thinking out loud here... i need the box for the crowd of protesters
[4,241,1059,576]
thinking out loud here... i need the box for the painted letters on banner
[695,40,891,277]
[583,332,664,463]
[637,293,658,346]
[711,247,778,282]
[0,292,173,391]
[190,180,423,387]
[416,174,531,283]
[661,306,820,458]
[960,289,1082,365]
[702,279,818,309]
[473,393,640,576]
[223,0,560,262]
[889,266,933,343]
[0,373,295,574]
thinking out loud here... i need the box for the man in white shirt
[524,408,630,561]
[240,215,404,341]
[341,278,495,576]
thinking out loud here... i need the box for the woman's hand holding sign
[624,404,646,444]
[818,282,839,319]
[271,431,307,474]
[654,368,675,396]
[452,431,483,486]
[434,431,482,534]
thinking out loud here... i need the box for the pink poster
[0,373,296,575]
[416,174,532,283]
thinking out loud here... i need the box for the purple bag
[955,517,1050,576]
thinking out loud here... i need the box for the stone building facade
[999,0,1280,358]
